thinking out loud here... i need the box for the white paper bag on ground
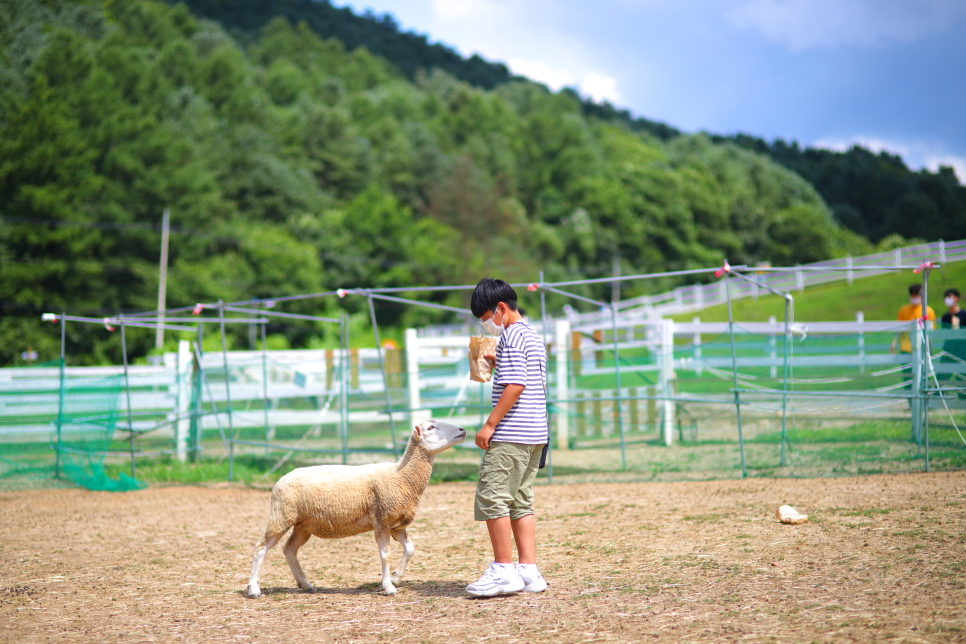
[776,505,808,524]
[469,336,497,383]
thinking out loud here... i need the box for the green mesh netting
[0,362,146,491]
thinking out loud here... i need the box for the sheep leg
[246,532,283,598]
[390,528,414,586]
[375,528,397,595]
[283,525,315,592]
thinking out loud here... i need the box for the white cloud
[505,61,620,103]
[726,0,965,51]
[506,58,577,91]
[580,73,620,103]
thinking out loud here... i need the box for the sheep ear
[413,424,422,436]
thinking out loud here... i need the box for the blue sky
[336,0,966,180]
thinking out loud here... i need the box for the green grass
[672,260,966,322]
[102,454,307,486]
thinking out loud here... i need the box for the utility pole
[156,208,170,349]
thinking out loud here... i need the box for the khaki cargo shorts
[474,441,544,521]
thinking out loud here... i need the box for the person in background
[939,288,966,390]
[890,284,936,355]
[941,288,966,329]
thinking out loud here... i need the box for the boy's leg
[510,514,535,565]
[485,517,514,563]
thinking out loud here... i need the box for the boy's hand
[483,352,496,371]
[476,423,496,450]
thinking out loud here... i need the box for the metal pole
[539,271,552,484]
[609,302,626,470]
[218,302,235,481]
[725,274,748,478]
[780,295,791,467]
[922,268,931,471]
[155,208,170,349]
[261,321,270,455]
[55,312,66,478]
[368,293,398,453]
[341,314,349,464]
[190,322,204,462]
[119,316,137,478]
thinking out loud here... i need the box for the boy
[466,278,549,597]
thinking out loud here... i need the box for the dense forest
[176,0,965,231]
[0,0,960,365]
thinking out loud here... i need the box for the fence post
[695,284,704,310]
[910,320,922,446]
[404,328,422,426]
[55,312,66,479]
[119,317,137,479]
[846,255,853,285]
[660,318,675,447]
[725,275,748,478]
[856,312,865,374]
[218,302,235,481]
[692,316,702,376]
[939,239,946,265]
[341,314,350,464]
[189,323,203,462]
[261,322,270,454]
[175,339,191,461]
[768,315,777,379]
[795,265,804,293]
[554,319,570,450]
[894,248,902,268]
[369,294,399,453]
[780,295,792,467]
[609,304,626,469]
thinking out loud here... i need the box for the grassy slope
[671,260,966,322]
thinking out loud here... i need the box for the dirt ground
[1,472,964,644]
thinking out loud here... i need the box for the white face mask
[479,307,505,336]
[946,296,957,308]
[910,296,921,306]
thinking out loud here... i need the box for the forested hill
[0,0,910,365]
[172,0,683,141]
[178,0,965,242]
[719,135,966,244]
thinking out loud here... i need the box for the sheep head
[413,420,466,455]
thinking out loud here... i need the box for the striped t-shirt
[491,321,548,445]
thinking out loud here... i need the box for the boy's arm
[476,384,524,450]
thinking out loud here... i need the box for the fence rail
[565,239,966,326]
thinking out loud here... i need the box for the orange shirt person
[891,284,936,353]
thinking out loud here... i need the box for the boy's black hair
[471,278,518,318]
[909,284,922,296]
[946,288,961,298]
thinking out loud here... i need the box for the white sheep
[246,419,466,597]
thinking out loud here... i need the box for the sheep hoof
[383,584,397,595]
[246,585,261,599]
[390,575,401,586]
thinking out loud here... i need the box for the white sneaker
[466,564,525,597]
[518,567,548,593]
